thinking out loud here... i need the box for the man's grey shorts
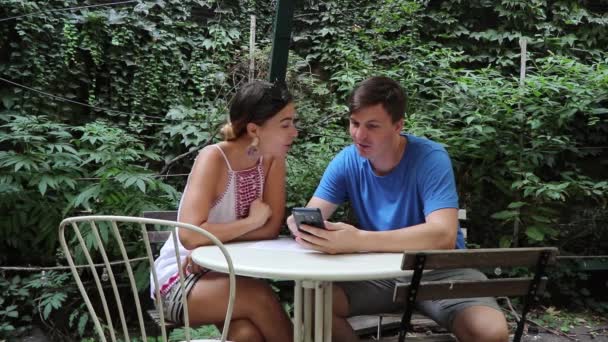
[337,268,501,330]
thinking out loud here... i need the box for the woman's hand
[247,198,272,228]
[181,253,204,274]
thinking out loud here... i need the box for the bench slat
[143,211,177,243]
[143,211,178,221]
[147,230,172,243]
[394,277,548,301]
[401,247,558,270]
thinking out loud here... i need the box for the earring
[247,137,259,157]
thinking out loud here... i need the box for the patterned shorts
[157,272,206,324]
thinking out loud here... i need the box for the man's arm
[297,208,458,254]
[286,196,338,237]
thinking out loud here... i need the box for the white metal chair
[59,215,236,342]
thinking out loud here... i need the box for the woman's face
[255,102,298,157]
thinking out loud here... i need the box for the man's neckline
[369,134,408,177]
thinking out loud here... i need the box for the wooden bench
[390,247,558,342]
[352,209,468,340]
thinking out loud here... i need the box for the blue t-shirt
[313,134,465,249]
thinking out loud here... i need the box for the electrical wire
[0,76,213,123]
[0,0,138,23]
[0,257,147,271]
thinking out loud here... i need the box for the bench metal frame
[394,247,558,342]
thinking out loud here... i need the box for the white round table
[191,237,410,342]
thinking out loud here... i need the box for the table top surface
[191,237,411,281]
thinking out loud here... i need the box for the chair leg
[377,315,383,340]
[398,253,426,342]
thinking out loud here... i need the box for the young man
[286,76,509,342]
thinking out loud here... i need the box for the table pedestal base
[294,280,333,342]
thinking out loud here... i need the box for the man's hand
[296,221,363,254]
[286,214,299,237]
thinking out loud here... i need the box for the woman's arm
[233,156,286,241]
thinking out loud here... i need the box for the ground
[359,307,608,342]
[521,307,608,342]
[15,307,608,341]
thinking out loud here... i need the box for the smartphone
[292,207,325,233]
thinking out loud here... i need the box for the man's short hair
[347,76,407,122]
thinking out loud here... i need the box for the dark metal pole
[268,0,295,83]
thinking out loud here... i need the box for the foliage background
[0,0,607,339]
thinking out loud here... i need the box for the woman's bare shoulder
[191,144,226,175]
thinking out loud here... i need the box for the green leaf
[507,201,526,209]
[1,93,15,109]
[491,210,519,220]
[136,179,146,193]
[37,175,56,195]
[43,303,52,319]
[124,176,138,188]
[201,39,214,50]
[107,10,127,25]
[71,184,102,209]
[525,227,544,241]
[499,236,512,248]
[531,215,552,223]
[78,313,89,336]
[590,108,608,115]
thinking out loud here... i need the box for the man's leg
[451,305,508,342]
[333,278,404,342]
[332,284,359,342]
[417,268,509,342]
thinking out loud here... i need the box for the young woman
[152,80,298,342]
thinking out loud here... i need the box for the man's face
[349,104,403,161]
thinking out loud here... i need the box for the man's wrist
[354,228,371,252]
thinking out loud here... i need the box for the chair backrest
[59,215,235,342]
[394,247,558,302]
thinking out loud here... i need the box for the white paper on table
[248,238,321,253]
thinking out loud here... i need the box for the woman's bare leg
[186,272,293,342]
[216,319,264,342]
